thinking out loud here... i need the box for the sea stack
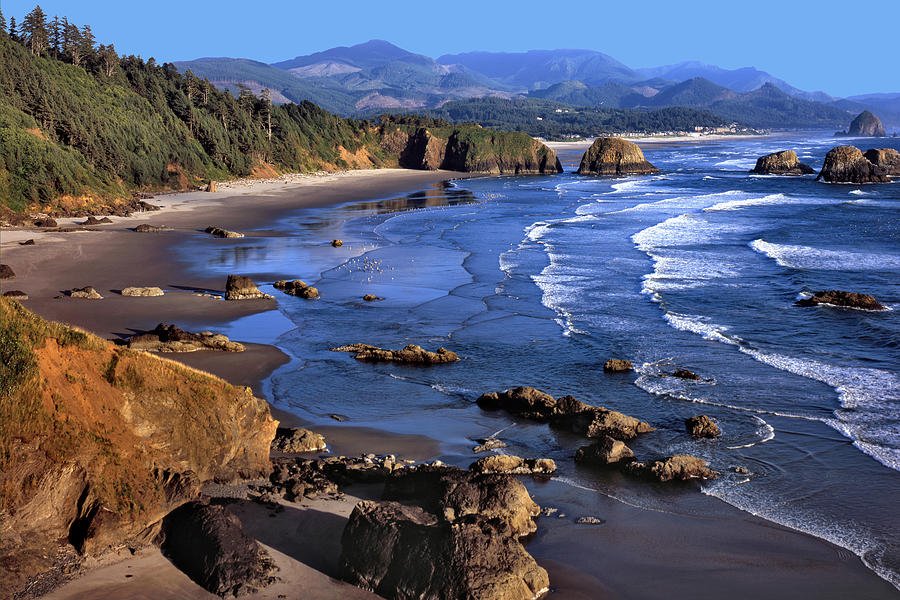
[750,150,815,175]
[863,148,900,175]
[817,146,889,183]
[576,137,659,176]
[836,111,886,137]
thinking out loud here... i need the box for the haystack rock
[795,290,886,310]
[817,145,889,183]
[577,137,660,176]
[837,111,886,137]
[224,275,274,300]
[863,148,900,175]
[750,150,815,175]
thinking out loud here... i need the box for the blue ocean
[182,133,900,592]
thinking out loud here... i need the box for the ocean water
[181,134,900,589]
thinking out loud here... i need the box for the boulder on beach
[133,223,169,232]
[576,137,660,176]
[20,239,35,246]
[575,435,635,466]
[205,226,244,238]
[470,455,557,476]
[160,501,278,598]
[863,148,900,175]
[127,323,245,352]
[225,275,274,301]
[270,427,327,454]
[339,500,549,600]
[33,218,57,228]
[749,150,815,175]
[624,454,719,482]
[273,279,319,299]
[477,386,654,440]
[121,286,164,297]
[80,216,113,225]
[0,264,15,279]
[207,180,218,193]
[331,343,459,364]
[331,239,343,247]
[603,358,633,372]
[69,286,103,299]
[685,415,720,438]
[836,111,886,137]
[817,145,889,183]
[2,290,29,300]
[795,290,886,310]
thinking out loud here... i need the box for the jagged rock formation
[270,427,327,454]
[0,264,15,279]
[69,286,103,299]
[469,455,557,476]
[603,358,633,372]
[331,343,459,364]
[225,275,274,300]
[685,415,720,438]
[477,386,654,440]
[273,279,319,299]
[673,369,701,380]
[624,454,719,482]
[206,226,244,238]
[750,150,815,175]
[0,298,276,596]
[817,145,890,183]
[160,502,278,597]
[575,435,635,466]
[128,323,245,352]
[395,127,562,175]
[134,223,169,232]
[864,148,900,175]
[576,137,659,176]
[836,111,886,137]
[80,216,113,225]
[121,286,165,297]
[795,290,886,310]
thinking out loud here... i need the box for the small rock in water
[795,290,886,311]
[274,280,319,299]
[331,239,343,247]
[328,414,347,422]
[685,415,720,438]
[603,358,633,372]
[362,294,383,302]
[473,437,507,453]
[331,343,459,365]
[133,224,168,232]
[576,516,605,525]
[540,507,558,516]
[732,466,750,475]
[672,369,701,380]
[205,226,244,238]
[225,275,274,300]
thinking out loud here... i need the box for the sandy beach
[3,165,897,600]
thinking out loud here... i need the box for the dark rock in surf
[206,226,244,238]
[749,150,814,175]
[623,454,719,482]
[133,224,169,232]
[863,148,900,175]
[836,111,886,137]
[330,343,459,364]
[575,435,635,466]
[577,137,660,176]
[273,279,319,299]
[603,358,634,372]
[685,415,720,438]
[817,145,889,183]
[672,369,701,380]
[795,290,886,310]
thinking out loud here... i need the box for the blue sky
[3,0,897,97]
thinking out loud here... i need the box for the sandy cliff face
[0,298,276,598]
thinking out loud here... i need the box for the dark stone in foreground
[795,290,886,311]
[0,264,15,279]
[817,145,889,183]
[685,415,720,438]
[133,223,169,232]
[577,137,660,176]
[160,501,278,598]
[575,435,635,466]
[331,343,459,364]
[749,150,814,175]
[623,455,719,482]
[270,427,326,454]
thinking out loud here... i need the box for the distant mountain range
[174,40,900,130]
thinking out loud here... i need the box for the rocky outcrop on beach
[20,239,35,245]
[470,455,557,476]
[160,501,278,597]
[273,279,319,299]
[686,415,720,438]
[750,150,815,175]
[795,290,886,310]
[133,223,169,232]
[576,137,660,176]
[121,286,164,297]
[80,216,113,225]
[603,358,633,372]
[331,343,459,364]
[33,217,57,228]
[0,298,276,597]
[623,454,719,482]
[225,275,274,300]
[836,111,886,137]
[863,148,900,175]
[2,290,29,300]
[575,435,635,466]
[69,286,103,299]
[0,264,15,279]
[473,437,508,453]
[817,145,890,183]
[127,323,246,352]
[206,226,244,238]
[270,427,327,454]
[477,387,655,440]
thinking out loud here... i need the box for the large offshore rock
[817,145,889,183]
[863,148,900,175]
[795,290,886,310]
[837,110,886,137]
[749,150,814,175]
[576,137,659,176]
[331,343,459,364]
[224,275,274,300]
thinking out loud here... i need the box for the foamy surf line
[751,239,900,271]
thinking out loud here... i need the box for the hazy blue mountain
[437,49,639,89]
[528,80,645,107]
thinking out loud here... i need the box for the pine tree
[65,21,83,65]
[50,15,61,54]
[22,5,49,55]
[79,24,95,65]
[98,43,117,77]
[8,16,17,40]
[0,9,7,33]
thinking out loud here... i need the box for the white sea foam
[849,189,868,196]
[703,193,811,212]
[714,157,756,170]
[750,239,900,271]
[726,416,775,449]
[662,312,740,345]
[632,213,749,251]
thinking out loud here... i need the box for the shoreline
[544,132,776,151]
[3,164,897,599]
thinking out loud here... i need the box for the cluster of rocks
[470,455,556,476]
[817,145,897,184]
[576,137,659,176]
[796,290,886,311]
[128,323,245,353]
[205,226,244,238]
[68,286,103,299]
[133,223,169,232]
[273,279,319,299]
[331,343,459,364]
[750,150,814,175]
[121,286,164,297]
[80,216,113,225]
[225,275,274,301]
